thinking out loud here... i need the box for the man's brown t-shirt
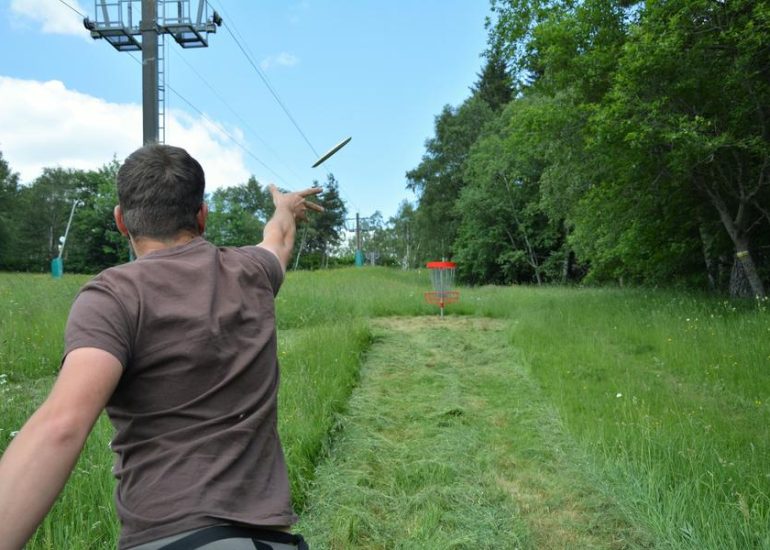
[64,238,296,549]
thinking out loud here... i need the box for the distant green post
[51,257,63,279]
[52,199,82,279]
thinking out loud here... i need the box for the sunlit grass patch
[507,288,770,548]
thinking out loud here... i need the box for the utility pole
[344,213,373,267]
[404,221,410,270]
[355,213,363,266]
[141,0,159,145]
[51,199,83,279]
[84,0,222,145]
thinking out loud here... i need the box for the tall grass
[481,286,770,549]
[0,273,88,382]
[2,270,769,548]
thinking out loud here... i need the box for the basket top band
[426,261,457,269]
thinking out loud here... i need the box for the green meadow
[1,270,769,548]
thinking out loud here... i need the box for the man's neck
[130,232,199,258]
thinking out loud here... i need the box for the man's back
[65,238,296,548]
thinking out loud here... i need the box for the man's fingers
[269,185,324,217]
[305,200,325,212]
[299,186,323,197]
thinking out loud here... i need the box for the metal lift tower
[84,0,222,145]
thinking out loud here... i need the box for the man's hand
[268,184,324,222]
[259,185,325,271]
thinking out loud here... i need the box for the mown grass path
[297,317,648,549]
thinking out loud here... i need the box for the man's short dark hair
[117,144,205,239]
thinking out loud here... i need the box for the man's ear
[196,203,208,234]
[114,205,130,236]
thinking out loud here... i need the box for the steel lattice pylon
[84,1,222,144]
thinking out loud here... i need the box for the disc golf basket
[424,261,459,317]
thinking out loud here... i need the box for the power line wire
[206,0,320,158]
[204,2,361,212]
[57,0,86,18]
[126,53,289,186]
[222,23,319,158]
[120,7,362,211]
[168,90,290,185]
[169,47,304,183]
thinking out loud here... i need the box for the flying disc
[312,137,352,168]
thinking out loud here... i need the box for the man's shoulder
[228,245,285,294]
[86,259,142,289]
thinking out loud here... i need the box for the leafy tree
[0,152,21,270]
[387,201,420,269]
[406,96,496,261]
[478,0,770,294]
[66,161,131,273]
[292,174,347,269]
[456,97,563,284]
[486,0,579,90]
[12,168,86,272]
[205,176,271,248]
[471,45,514,110]
[591,0,770,296]
[0,158,129,274]
[355,211,385,265]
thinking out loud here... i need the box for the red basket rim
[424,290,460,305]
[426,261,457,269]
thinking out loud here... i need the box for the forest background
[1,0,768,298]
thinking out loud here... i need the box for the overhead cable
[206,1,320,158]
[126,52,290,186]
[169,47,304,183]
[57,0,86,18]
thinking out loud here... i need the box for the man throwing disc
[0,144,322,549]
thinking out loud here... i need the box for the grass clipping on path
[297,317,647,549]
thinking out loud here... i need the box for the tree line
[3,0,768,295]
[0,152,347,274]
[404,0,770,297]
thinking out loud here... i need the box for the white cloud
[10,0,90,38]
[260,52,299,71]
[165,110,251,190]
[0,76,250,192]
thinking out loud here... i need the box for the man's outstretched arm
[258,184,324,272]
[0,348,121,550]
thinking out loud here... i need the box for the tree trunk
[735,246,766,298]
[703,186,766,298]
[717,255,730,290]
[697,223,717,292]
[729,257,753,298]
[561,223,572,284]
[293,227,307,270]
[501,173,541,285]
[561,251,570,284]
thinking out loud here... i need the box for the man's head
[116,144,206,240]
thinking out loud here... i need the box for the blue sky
[0,1,492,220]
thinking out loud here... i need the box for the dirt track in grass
[296,316,648,549]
